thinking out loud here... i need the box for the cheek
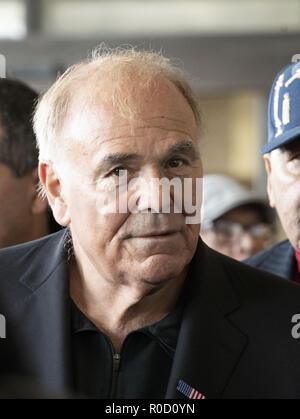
[273,169,300,212]
[98,213,130,242]
[269,159,291,202]
[271,177,300,235]
[68,183,129,241]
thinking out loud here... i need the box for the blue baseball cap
[261,60,300,154]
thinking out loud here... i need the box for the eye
[110,167,128,177]
[167,158,186,169]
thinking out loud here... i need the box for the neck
[69,259,187,353]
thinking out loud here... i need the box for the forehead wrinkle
[141,115,195,125]
[84,124,197,150]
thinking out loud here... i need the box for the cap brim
[261,126,300,154]
[201,196,270,229]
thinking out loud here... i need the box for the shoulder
[203,243,300,304]
[0,229,67,287]
[244,240,291,268]
[199,245,300,361]
[0,229,66,263]
[242,240,295,280]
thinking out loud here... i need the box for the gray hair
[33,45,202,163]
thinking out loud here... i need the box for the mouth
[134,230,179,238]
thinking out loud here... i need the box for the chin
[137,254,188,284]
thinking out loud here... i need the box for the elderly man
[0,79,60,248]
[1,49,300,399]
[246,61,300,282]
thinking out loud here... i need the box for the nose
[235,232,261,260]
[132,167,174,214]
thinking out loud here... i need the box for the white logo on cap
[274,74,284,137]
[274,63,300,128]
[282,93,290,125]
[285,66,300,88]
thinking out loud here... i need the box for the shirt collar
[71,292,185,353]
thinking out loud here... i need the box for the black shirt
[71,298,183,399]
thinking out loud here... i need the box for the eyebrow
[103,152,139,164]
[93,139,199,180]
[166,139,199,160]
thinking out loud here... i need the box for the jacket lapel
[166,241,248,399]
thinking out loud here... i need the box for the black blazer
[245,240,296,281]
[1,229,300,399]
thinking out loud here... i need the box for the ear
[38,162,71,226]
[263,153,275,208]
[30,168,49,215]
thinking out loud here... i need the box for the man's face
[264,139,300,251]
[49,77,202,292]
[0,164,35,248]
[201,206,272,261]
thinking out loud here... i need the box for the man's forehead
[61,118,199,171]
[57,74,199,166]
[63,74,197,133]
[61,99,198,155]
[89,118,196,143]
[62,115,197,152]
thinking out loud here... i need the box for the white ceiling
[0,0,300,39]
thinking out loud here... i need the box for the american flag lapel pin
[176,379,206,399]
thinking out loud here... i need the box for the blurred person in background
[246,61,300,283]
[200,174,275,261]
[0,78,60,248]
